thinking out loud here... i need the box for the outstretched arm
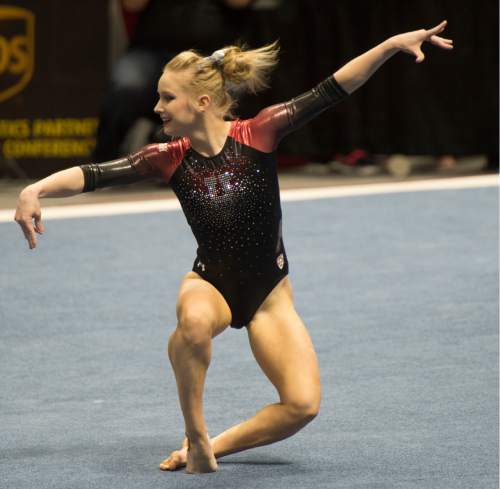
[14,142,185,249]
[247,21,453,152]
[14,150,159,250]
[334,20,453,94]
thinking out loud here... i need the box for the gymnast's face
[154,69,209,137]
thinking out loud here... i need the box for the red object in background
[121,7,139,39]
[334,149,370,166]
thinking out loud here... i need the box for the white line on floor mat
[1,174,497,222]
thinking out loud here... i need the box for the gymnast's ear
[197,94,212,113]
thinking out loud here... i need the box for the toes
[159,457,173,471]
[159,451,186,471]
[160,456,178,471]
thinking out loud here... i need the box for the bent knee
[284,395,321,424]
[175,309,214,346]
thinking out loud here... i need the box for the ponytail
[164,41,280,116]
[220,40,280,94]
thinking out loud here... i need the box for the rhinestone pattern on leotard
[170,137,285,278]
[78,75,349,326]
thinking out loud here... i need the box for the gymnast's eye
[160,93,175,102]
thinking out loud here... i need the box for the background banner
[0,0,497,177]
[0,0,107,178]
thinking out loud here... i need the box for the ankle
[186,430,210,444]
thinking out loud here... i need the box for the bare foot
[159,437,189,471]
[186,435,218,474]
[159,435,217,473]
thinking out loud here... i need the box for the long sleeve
[244,75,348,153]
[79,139,189,192]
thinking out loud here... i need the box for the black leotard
[80,75,348,328]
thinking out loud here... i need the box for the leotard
[80,75,348,328]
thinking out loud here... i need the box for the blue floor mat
[0,186,497,489]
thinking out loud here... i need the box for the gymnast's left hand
[390,20,454,63]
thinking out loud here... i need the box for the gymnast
[14,21,453,474]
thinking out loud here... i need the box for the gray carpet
[1,186,498,488]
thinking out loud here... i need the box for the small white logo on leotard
[197,260,206,272]
[276,253,284,270]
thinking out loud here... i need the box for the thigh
[246,281,320,403]
[176,271,232,338]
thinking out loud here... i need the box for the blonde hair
[164,41,280,116]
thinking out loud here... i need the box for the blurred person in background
[93,0,255,162]
[297,0,498,176]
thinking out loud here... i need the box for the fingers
[14,213,40,249]
[14,191,43,249]
[425,20,454,51]
[34,213,45,234]
[19,219,37,249]
[427,20,448,36]
[414,48,425,63]
[430,35,454,49]
[25,223,37,249]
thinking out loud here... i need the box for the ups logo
[0,6,34,103]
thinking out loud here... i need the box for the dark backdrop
[0,0,497,177]
[239,0,498,160]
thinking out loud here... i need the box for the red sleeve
[232,104,291,153]
[80,138,189,192]
[231,75,348,153]
[130,139,189,183]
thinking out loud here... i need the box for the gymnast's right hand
[14,187,45,250]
